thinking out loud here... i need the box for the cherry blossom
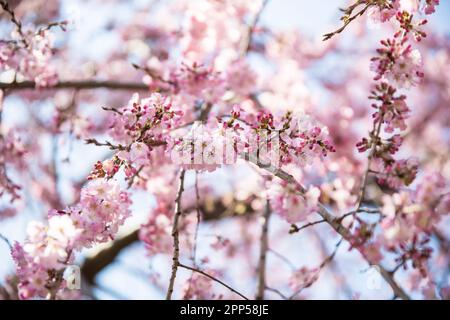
[11,179,131,299]
[0,0,447,302]
[371,38,424,88]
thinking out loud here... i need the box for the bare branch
[0,80,149,91]
[240,0,269,56]
[256,199,271,300]
[191,172,201,264]
[0,0,27,46]
[178,263,249,300]
[265,286,289,300]
[0,233,12,250]
[323,1,373,41]
[289,219,326,234]
[166,169,186,300]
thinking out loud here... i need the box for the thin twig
[268,248,296,270]
[166,169,186,300]
[191,172,201,264]
[323,1,373,41]
[288,238,344,300]
[265,286,289,300]
[0,233,12,250]
[178,263,249,300]
[256,199,271,300]
[241,0,269,56]
[0,0,27,46]
[290,219,326,234]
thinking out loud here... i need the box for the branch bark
[82,230,139,285]
[256,199,270,300]
[0,80,148,91]
[166,169,186,300]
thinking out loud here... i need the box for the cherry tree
[0,0,449,300]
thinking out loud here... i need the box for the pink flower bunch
[224,59,257,97]
[373,94,410,133]
[237,109,336,167]
[182,269,220,300]
[108,92,183,146]
[348,220,379,261]
[288,266,320,292]
[267,180,320,224]
[368,0,438,23]
[172,116,246,171]
[0,130,27,202]
[371,37,423,88]
[378,173,449,277]
[278,111,336,165]
[367,1,400,23]
[139,202,173,255]
[0,29,58,88]
[12,179,132,299]
[357,83,417,189]
[378,198,432,277]
[173,62,226,103]
[424,0,440,14]
[380,158,419,188]
[100,93,184,178]
[413,173,450,230]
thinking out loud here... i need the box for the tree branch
[82,230,139,285]
[178,263,249,300]
[256,199,270,300]
[0,80,148,91]
[166,169,186,300]
[0,233,12,250]
[240,0,269,56]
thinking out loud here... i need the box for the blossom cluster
[267,180,320,224]
[289,266,320,293]
[12,179,132,299]
[371,37,423,88]
[170,107,335,173]
[0,28,58,87]
[368,0,439,24]
[378,173,450,275]
[87,93,183,181]
[142,60,255,104]
[139,202,173,255]
[182,270,220,300]
[0,130,27,203]
[356,83,417,189]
